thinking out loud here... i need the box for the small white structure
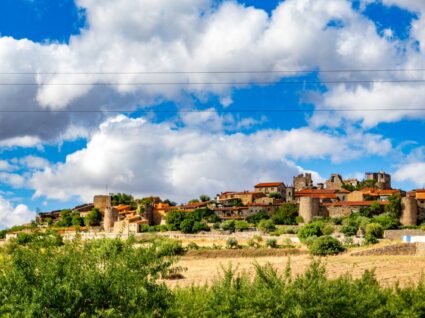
[402,235,425,243]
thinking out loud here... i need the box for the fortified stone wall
[400,197,418,226]
[299,197,320,223]
[94,195,111,212]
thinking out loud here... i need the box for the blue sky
[1,0,425,228]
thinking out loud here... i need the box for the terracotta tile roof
[416,193,425,200]
[296,189,338,195]
[255,182,284,188]
[360,188,400,196]
[295,189,339,199]
[114,204,132,212]
[322,201,390,207]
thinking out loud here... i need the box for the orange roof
[255,182,284,188]
[416,193,425,200]
[360,188,400,195]
[322,201,390,207]
[338,189,350,194]
[296,189,338,194]
[114,204,132,211]
[416,189,425,193]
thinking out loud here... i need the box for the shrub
[15,231,63,248]
[247,238,261,248]
[165,210,186,231]
[365,223,384,244]
[207,214,221,223]
[180,219,196,234]
[295,216,304,224]
[341,225,357,237]
[298,222,323,242]
[246,210,269,224]
[186,242,199,250]
[157,239,185,257]
[309,236,346,256]
[257,219,276,233]
[221,220,236,232]
[84,208,102,227]
[192,221,210,233]
[266,238,278,248]
[373,213,399,230]
[271,203,298,225]
[226,237,239,249]
[212,222,221,230]
[234,220,250,232]
[322,224,334,235]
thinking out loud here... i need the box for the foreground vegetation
[1,235,425,317]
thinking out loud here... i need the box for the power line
[1,68,425,75]
[0,108,425,113]
[1,79,425,86]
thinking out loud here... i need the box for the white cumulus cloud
[0,196,35,228]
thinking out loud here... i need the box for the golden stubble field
[166,235,425,289]
[168,253,425,288]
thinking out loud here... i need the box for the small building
[295,189,340,203]
[347,188,401,202]
[217,191,266,206]
[365,171,391,190]
[254,182,286,197]
[325,174,344,190]
[293,173,313,190]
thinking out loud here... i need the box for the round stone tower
[103,207,118,233]
[400,197,418,226]
[94,195,111,212]
[299,197,320,223]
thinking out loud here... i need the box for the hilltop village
[34,171,425,235]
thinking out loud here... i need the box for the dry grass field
[168,252,425,288]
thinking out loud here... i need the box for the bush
[213,222,221,230]
[298,222,323,242]
[192,221,210,233]
[341,225,357,237]
[266,238,278,248]
[0,238,177,316]
[246,210,269,224]
[15,231,63,248]
[207,214,221,223]
[180,219,196,234]
[257,219,276,233]
[309,236,346,256]
[322,224,334,235]
[140,224,150,232]
[84,208,102,227]
[271,203,298,225]
[157,239,185,257]
[373,213,399,230]
[165,210,186,231]
[295,215,304,224]
[226,237,239,249]
[221,220,236,232]
[247,238,261,248]
[365,223,384,244]
[234,220,250,232]
[186,242,199,250]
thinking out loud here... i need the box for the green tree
[298,222,323,242]
[309,236,346,255]
[199,195,210,202]
[365,223,384,244]
[258,219,276,233]
[272,203,298,225]
[111,193,135,206]
[84,208,102,226]
[385,194,402,219]
[246,210,269,224]
[180,219,196,234]
[268,192,282,199]
[165,210,185,231]
[234,220,250,231]
[56,210,72,227]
